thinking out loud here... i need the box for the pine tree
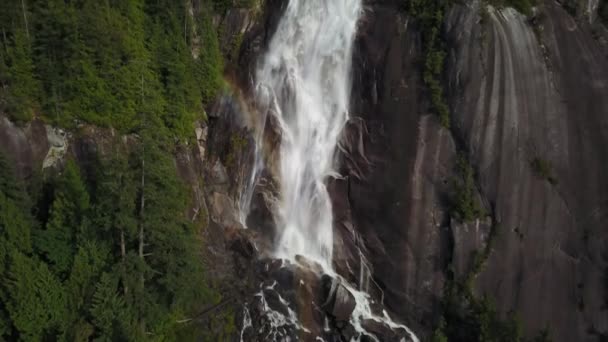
[1,27,40,122]
[0,152,34,338]
[197,2,224,106]
[35,160,90,277]
[6,251,67,340]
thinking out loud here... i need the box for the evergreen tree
[35,160,90,277]
[6,251,67,340]
[0,152,34,338]
[197,2,224,106]
[89,272,133,341]
[0,13,40,123]
[0,0,230,338]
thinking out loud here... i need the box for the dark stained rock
[331,283,357,322]
[321,276,357,321]
[345,2,453,337]
[361,319,414,342]
[340,323,357,341]
[451,216,493,279]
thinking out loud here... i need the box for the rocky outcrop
[0,116,50,179]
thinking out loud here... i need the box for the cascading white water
[244,2,420,340]
[255,0,362,268]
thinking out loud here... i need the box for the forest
[0,0,224,137]
[0,0,242,340]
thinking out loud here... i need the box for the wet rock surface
[234,256,417,342]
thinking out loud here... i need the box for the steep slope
[341,0,608,340]
[446,1,608,340]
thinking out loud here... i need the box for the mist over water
[255,0,362,268]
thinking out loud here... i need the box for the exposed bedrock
[445,2,608,340]
[336,0,608,340]
[345,0,455,336]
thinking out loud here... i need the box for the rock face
[445,2,608,340]
[205,0,608,340]
[346,1,453,335]
[339,0,608,340]
[0,116,49,179]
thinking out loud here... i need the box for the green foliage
[0,152,36,337]
[230,32,245,63]
[431,318,449,342]
[532,328,553,342]
[438,280,530,342]
[509,0,535,16]
[406,0,451,128]
[0,145,221,339]
[35,160,90,276]
[487,0,535,16]
[0,27,41,123]
[451,155,485,223]
[531,157,558,185]
[600,0,608,26]
[225,132,249,169]
[437,221,549,342]
[212,0,260,13]
[6,251,68,340]
[0,0,225,138]
[197,2,225,106]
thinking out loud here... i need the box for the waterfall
[255,0,362,268]
[240,2,421,340]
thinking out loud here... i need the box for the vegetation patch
[212,0,260,13]
[0,0,224,138]
[225,132,249,169]
[599,0,608,26]
[435,219,552,342]
[531,157,558,185]
[484,0,536,16]
[405,0,451,128]
[451,155,485,223]
[0,122,231,339]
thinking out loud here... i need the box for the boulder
[321,276,357,321]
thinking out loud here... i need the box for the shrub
[531,157,558,185]
[451,155,485,222]
[599,0,608,26]
[406,0,451,128]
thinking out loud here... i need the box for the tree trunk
[120,229,128,295]
[21,0,29,39]
[138,74,146,336]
